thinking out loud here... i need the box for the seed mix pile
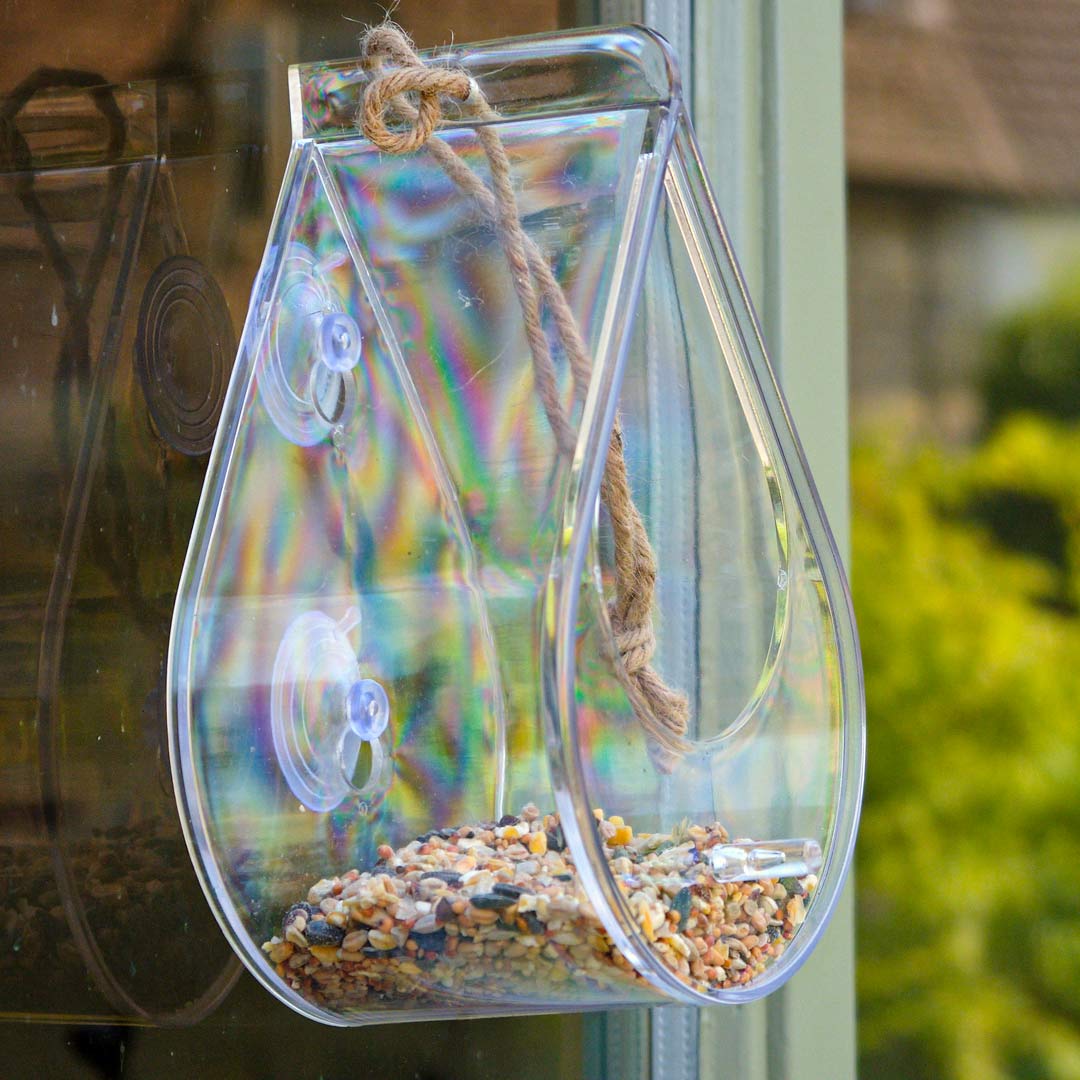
[262,806,815,1011]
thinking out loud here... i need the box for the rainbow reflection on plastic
[186,110,650,915]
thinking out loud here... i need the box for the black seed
[421,871,462,885]
[282,902,318,934]
[493,884,527,899]
[520,911,545,935]
[498,814,519,827]
[672,887,692,930]
[304,919,345,947]
[438,828,459,839]
[767,924,783,942]
[554,873,573,882]
[469,893,517,910]
[435,897,456,923]
[410,929,447,954]
[546,824,566,852]
[362,944,400,956]
[415,831,438,844]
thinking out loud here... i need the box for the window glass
[0,3,625,1076]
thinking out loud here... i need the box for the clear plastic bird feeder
[168,25,865,1026]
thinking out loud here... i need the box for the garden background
[849,3,1080,1076]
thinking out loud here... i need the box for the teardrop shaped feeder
[168,24,864,1025]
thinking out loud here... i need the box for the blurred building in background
[846,0,1080,437]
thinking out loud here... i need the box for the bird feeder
[169,24,864,1026]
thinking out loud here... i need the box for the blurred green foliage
[982,272,1080,429]
[854,419,1080,1079]
[857,265,1080,1077]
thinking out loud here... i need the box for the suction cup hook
[271,607,391,812]
[260,243,362,446]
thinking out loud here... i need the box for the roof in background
[846,0,1080,199]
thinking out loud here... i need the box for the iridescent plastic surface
[169,26,865,1025]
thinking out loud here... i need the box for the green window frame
[585,3,855,1077]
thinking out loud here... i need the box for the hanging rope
[359,23,691,766]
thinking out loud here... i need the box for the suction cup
[135,254,235,457]
[270,607,391,812]
[259,243,362,446]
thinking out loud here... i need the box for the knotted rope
[359,24,691,766]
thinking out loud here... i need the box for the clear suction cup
[346,678,389,741]
[270,607,391,812]
[259,243,362,446]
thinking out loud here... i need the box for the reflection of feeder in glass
[271,608,391,813]
[260,244,362,446]
[1,68,245,1023]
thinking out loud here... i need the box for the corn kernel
[606,824,633,847]
[640,907,655,941]
[528,830,548,855]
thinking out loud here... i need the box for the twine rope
[360,24,691,764]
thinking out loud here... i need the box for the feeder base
[261,809,816,1013]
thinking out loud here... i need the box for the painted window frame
[584,3,855,1077]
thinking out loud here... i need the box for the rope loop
[361,26,472,154]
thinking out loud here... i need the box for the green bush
[982,272,1080,429]
[854,419,1080,1080]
